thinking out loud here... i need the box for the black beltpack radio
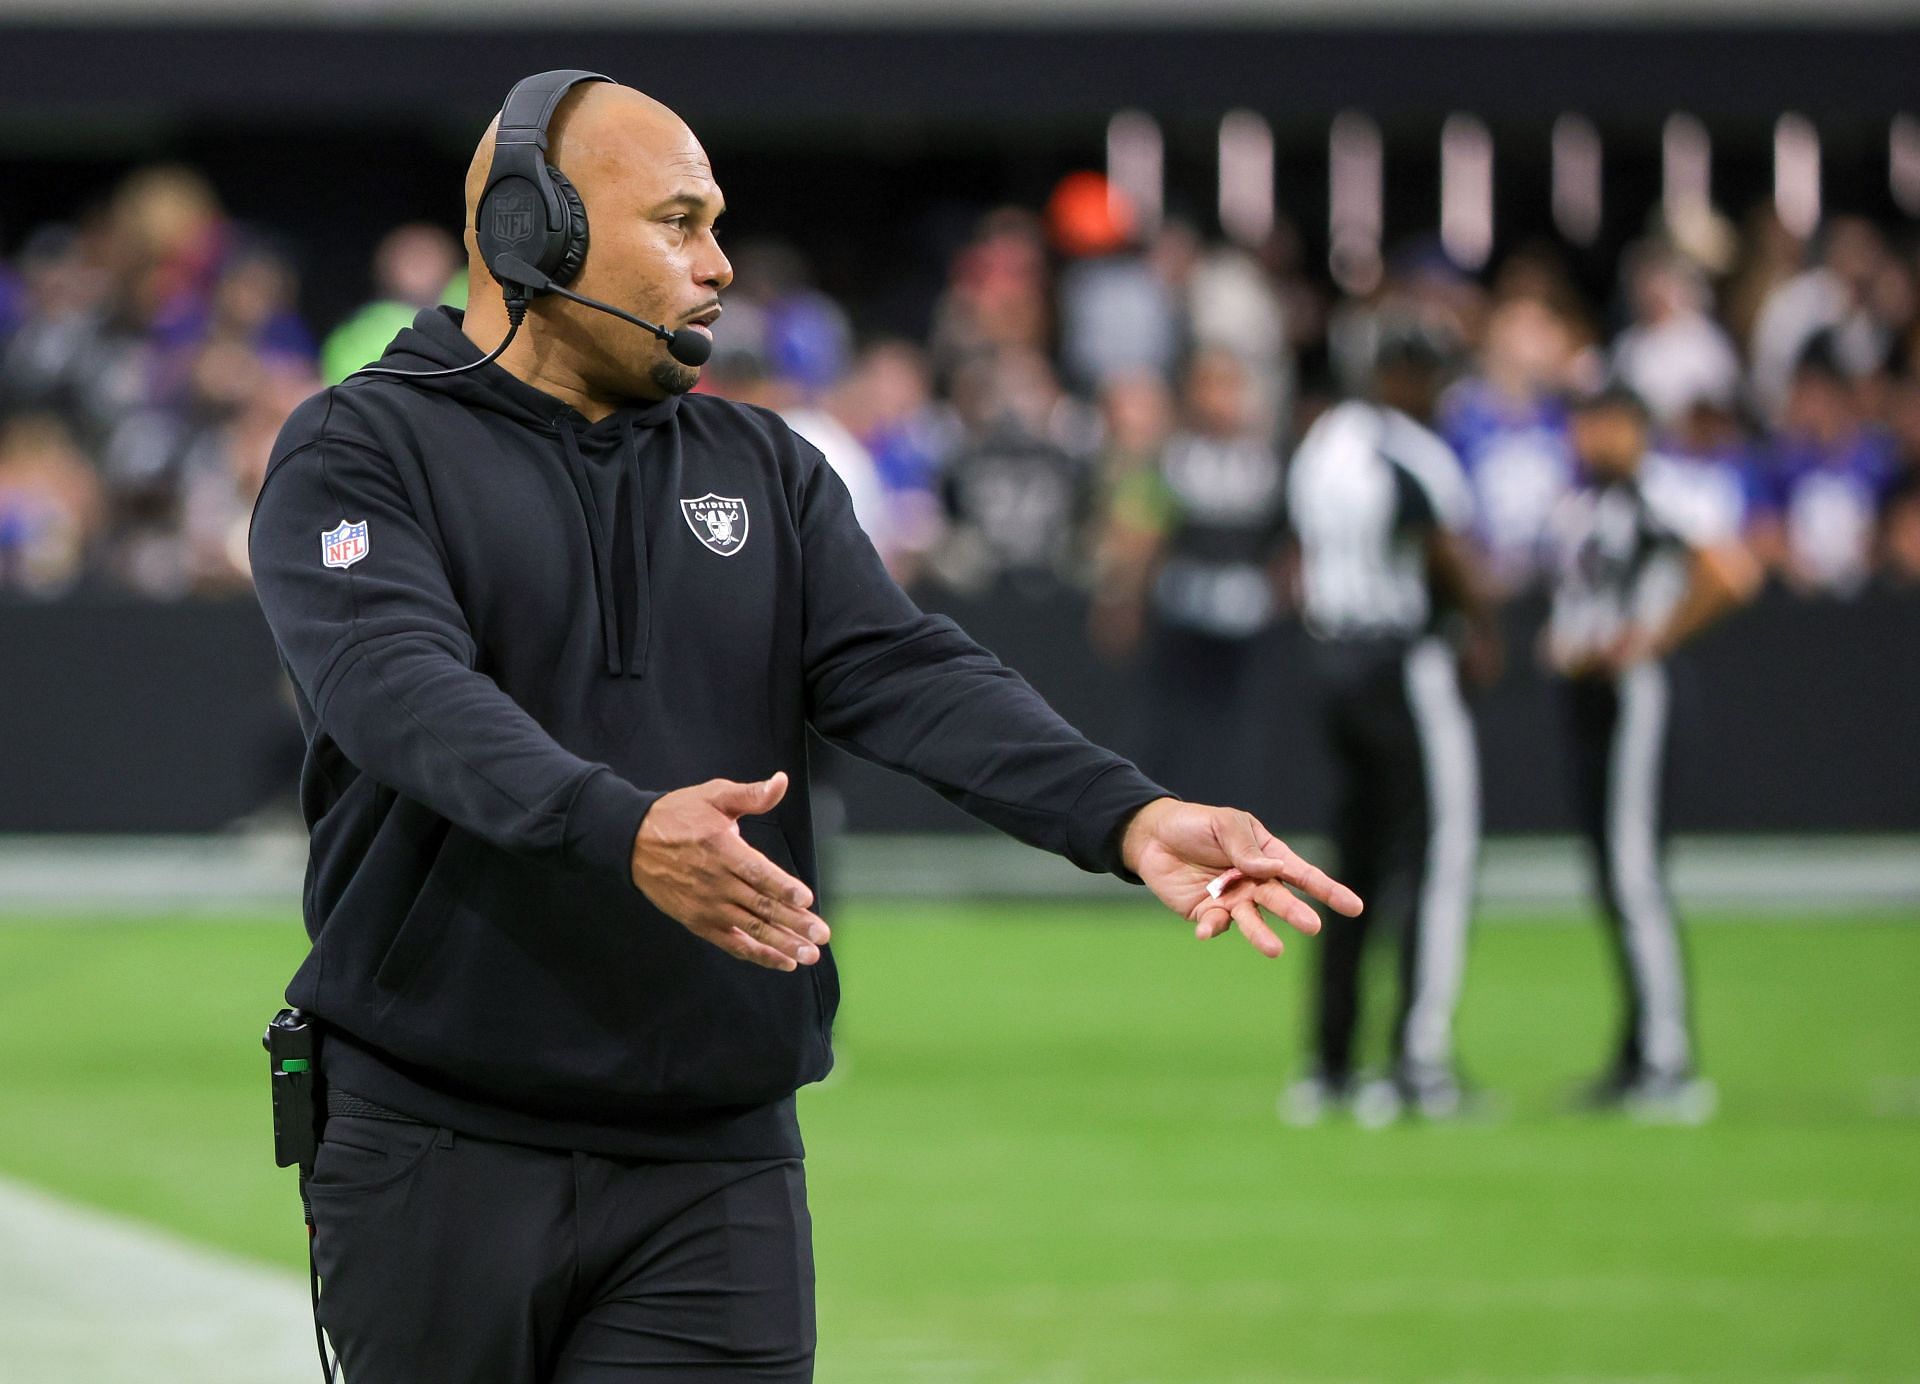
[263,1007,323,1170]
[264,1007,337,1383]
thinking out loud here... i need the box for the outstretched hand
[1120,798,1363,958]
[630,771,830,972]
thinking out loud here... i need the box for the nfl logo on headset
[491,186,536,246]
[321,519,370,570]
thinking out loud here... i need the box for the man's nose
[699,243,733,293]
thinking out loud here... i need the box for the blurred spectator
[1050,176,1179,395]
[1184,232,1293,438]
[0,224,114,432]
[1087,367,1177,660]
[175,365,319,594]
[729,239,854,394]
[1722,206,1806,361]
[1750,334,1898,596]
[322,223,464,383]
[0,413,104,597]
[1610,241,1742,430]
[1657,398,1760,544]
[1096,349,1287,808]
[1439,292,1584,591]
[1750,216,1900,421]
[927,208,1051,385]
[150,237,313,392]
[106,165,228,345]
[826,340,951,580]
[1140,349,1286,641]
[929,346,1095,594]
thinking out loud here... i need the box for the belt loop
[436,1127,456,1150]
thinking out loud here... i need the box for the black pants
[1564,663,1695,1081]
[1310,636,1480,1084]
[309,1107,815,1383]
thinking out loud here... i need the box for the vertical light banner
[1663,112,1712,231]
[1329,111,1383,295]
[1552,113,1602,246]
[1107,110,1163,238]
[1440,113,1494,271]
[1218,109,1275,248]
[1892,114,1920,217]
[1774,114,1822,239]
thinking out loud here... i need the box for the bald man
[250,73,1359,1384]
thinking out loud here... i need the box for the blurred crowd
[5,157,1920,615]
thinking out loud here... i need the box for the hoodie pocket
[374,833,474,997]
[737,818,837,1060]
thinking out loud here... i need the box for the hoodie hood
[375,305,677,677]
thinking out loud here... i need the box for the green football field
[0,901,1916,1382]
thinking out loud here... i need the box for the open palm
[1123,799,1364,957]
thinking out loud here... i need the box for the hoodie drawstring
[557,419,625,676]
[557,416,654,679]
[621,416,652,679]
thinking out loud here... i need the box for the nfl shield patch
[321,519,370,570]
[680,494,749,557]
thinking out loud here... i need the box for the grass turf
[0,902,1915,1382]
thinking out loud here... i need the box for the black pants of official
[308,1104,815,1383]
[1564,662,1697,1081]
[1310,636,1480,1085]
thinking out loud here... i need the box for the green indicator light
[281,1059,310,1073]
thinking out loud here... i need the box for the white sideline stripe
[0,1176,316,1384]
[1401,637,1480,1069]
[1608,663,1691,1076]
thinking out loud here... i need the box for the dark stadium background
[0,6,1916,1382]
[2,17,1917,836]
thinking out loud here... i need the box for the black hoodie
[248,306,1168,1160]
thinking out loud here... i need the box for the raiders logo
[680,494,749,556]
[489,186,537,246]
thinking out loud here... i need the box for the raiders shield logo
[489,186,537,246]
[321,519,369,569]
[680,494,749,556]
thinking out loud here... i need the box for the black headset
[475,68,606,304]
[350,68,710,381]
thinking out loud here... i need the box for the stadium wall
[3,589,1914,835]
[0,23,1914,126]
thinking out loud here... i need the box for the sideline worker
[1542,382,1759,1123]
[249,71,1361,1383]
[1283,320,1499,1126]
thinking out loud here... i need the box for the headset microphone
[490,253,714,367]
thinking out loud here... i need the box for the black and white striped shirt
[1287,400,1474,642]
[1545,460,1721,662]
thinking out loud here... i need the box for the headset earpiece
[544,165,590,288]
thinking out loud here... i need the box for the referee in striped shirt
[1284,321,1500,1125]
[1543,384,1760,1122]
